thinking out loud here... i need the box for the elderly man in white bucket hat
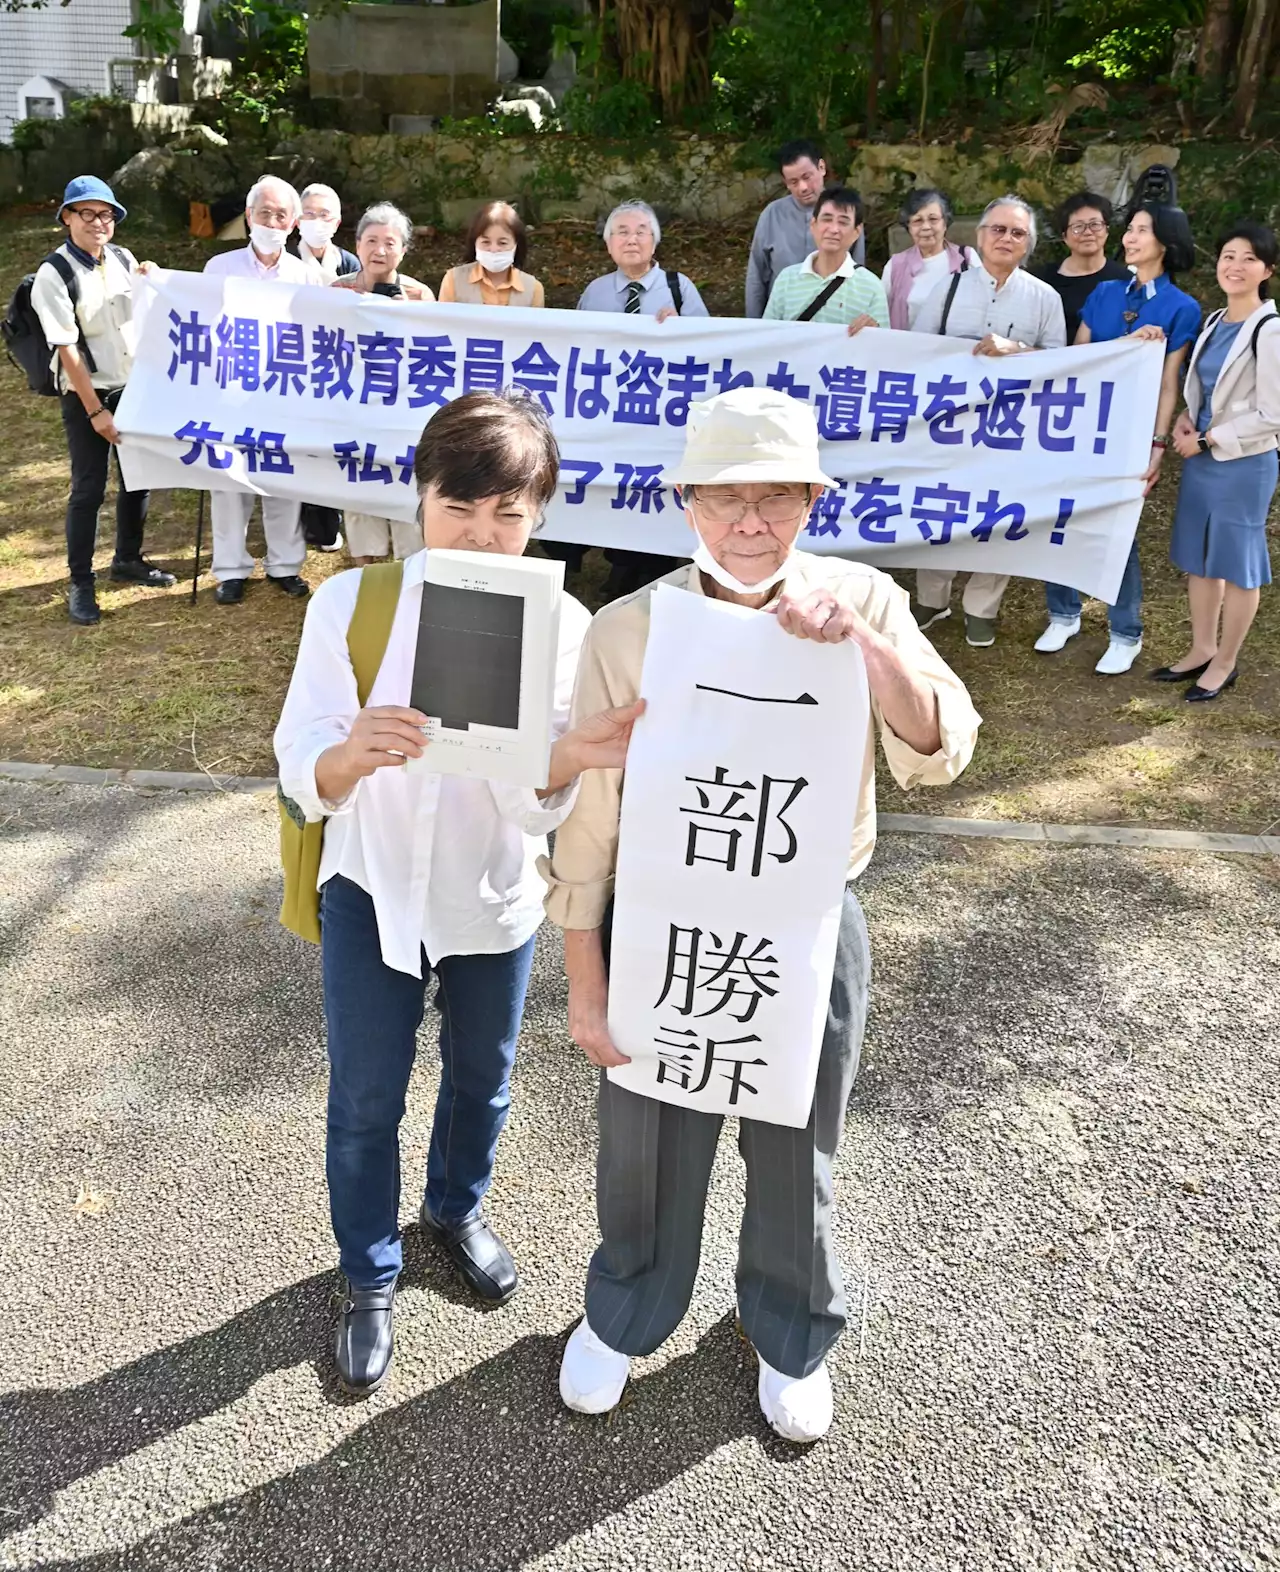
[542,387,981,1442]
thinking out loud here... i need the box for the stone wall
[308,1,501,120]
[265,130,1181,231]
[271,128,781,226]
[1,113,1201,241]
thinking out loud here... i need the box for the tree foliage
[8,0,1280,141]
[562,0,1280,138]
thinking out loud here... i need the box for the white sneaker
[757,1353,834,1443]
[1034,617,1081,653]
[559,1317,631,1414]
[1094,636,1143,676]
[318,532,344,552]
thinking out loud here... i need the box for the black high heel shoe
[1149,659,1211,683]
[1185,669,1239,702]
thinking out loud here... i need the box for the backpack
[2,244,128,396]
[277,559,405,943]
[1202,306,1278,361]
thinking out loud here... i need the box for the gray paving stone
[1043,823,1267,854]
[44,764,123,787]
[0,762,55,782]
[880,813,1047,841]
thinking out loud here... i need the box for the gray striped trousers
[585,887,871,1379]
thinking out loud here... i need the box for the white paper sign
[606,587,868,1128]
[406,548,563,789]
[117,271,1163,602]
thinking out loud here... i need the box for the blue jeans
[320,873,536,1288]
[1045,540,1143,644]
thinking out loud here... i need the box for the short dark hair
[1132,202,1196,276]
[1054,190,1114,235]
[414,391,559,508]
[1217,220,1279,299]
[813,184,863,228]
[777,139,824,173]
[899,187,953,227]
[463,200,528,270]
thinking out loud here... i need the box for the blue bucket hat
[59,175,127,223]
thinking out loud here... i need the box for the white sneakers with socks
[1034,617,1080,653]
[559,1318,631,1414]
[559,1315,833,1442]
[756,1353,834,1442]
[1094,636,1143,675]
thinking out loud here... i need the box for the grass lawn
[1,204,1277,831]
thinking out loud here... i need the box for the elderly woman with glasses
[910,194,1067,649]
[543,387,980,1444]
[881,187,977,331]
[332,203,434,564]
[1036,191,1130,343]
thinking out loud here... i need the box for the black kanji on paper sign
[655,926,780,1024]
[679,768,808,876]
[653,1026,768,1105]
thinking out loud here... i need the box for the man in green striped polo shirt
[763,186,889,330]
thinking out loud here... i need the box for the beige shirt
[541,553,982,930]
[439,263,545,308]
[31,243,138,392]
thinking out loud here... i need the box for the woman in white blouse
[275,391,642,1395]
[881,188,977,331]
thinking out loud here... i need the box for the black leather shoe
[110,556,177,588]
[215,578,247,604]
[68,581,100,625]
[271,574,310,598]
[1186,669,1239,702]
[420,1205,518,1305]
[1149,660,1210,683]
[334,1279,396,1393]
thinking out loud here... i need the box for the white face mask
[692,539,792,597]
[476,246,517,272]
[299,218,337,250]
[249,223,287,257]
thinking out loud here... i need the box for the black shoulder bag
[938,258,971,336]
[796,275,848,322]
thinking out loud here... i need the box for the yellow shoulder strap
[346,560,405,706]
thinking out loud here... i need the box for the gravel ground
[0,780,1277,1572]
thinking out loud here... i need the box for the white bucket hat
[662,387,835,489]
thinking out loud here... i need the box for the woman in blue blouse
[1035,203,1202,675]
[1157,223,1279,700]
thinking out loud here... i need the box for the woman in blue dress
[1035,202,1202,676]
[1159,222,1279,701]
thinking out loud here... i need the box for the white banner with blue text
[117,270,1164,601]
[606,586,866,1129]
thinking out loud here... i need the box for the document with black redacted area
[406,547,564,789]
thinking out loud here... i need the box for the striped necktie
[624,280,643,315]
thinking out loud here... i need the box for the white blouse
[882,247,979,328]
[275,549,589,977]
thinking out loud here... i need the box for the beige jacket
[541,553,982,930]
[1184,300,1280,461]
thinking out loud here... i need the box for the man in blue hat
[30,175,176,625]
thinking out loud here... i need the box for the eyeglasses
[68,208,116,226]
[983,224,1030,242]
[688,489,812,527]
[1067,220,1107,236]
[251,207,293,225]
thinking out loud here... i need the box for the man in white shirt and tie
[203,175,313,605]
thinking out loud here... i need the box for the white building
[0,0,216,145]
